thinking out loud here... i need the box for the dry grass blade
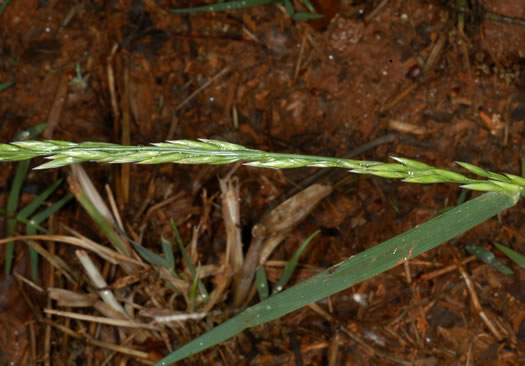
[219,175,243,298]
[0,234,146,266]
[44,309,163,331]
[75,250,127,316]
[69,165,136,274]
[47,288,98,307]
[24,239,78,284]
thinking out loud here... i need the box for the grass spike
[0,139,522,194]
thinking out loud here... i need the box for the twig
[0,233,144,266]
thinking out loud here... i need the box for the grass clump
[0,138,522,365]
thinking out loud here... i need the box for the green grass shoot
[70,181,130,257]
[170,219,209,303]
[255,266,269,301]
[273,229,320,294]
[465,244,513,275]
[493,242,525,269]
[5,159,30,274]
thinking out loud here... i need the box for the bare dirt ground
[1,0,525,365]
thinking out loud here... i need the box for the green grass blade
[72,189,129,256]
[465,244,513,275]
[169,0,275,14]
[22,123,48,139]
[162,238,175,270]
[18,179,63,219]
[493,242,525,269]
[189,264,201,312]
[255,267,269,301]
[0,0,10,17]
[283,0,294,15]
[155,191,518,365]
[4,123,48,274]
[170,219,209,302]
[456,189,468,205]
[0,208,50,234]
[273,229,320,294]
[291,12,325,20]
[0,81,13,91]
[132,242,168,267]
[5,160,30,274]
[26,193,73,281]
[114,223,168,267]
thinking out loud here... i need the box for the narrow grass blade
[26,193,74,281]
[273,229,320,294]
[133,241,169,267]
[169,0,274,14]
[5,160,30,274]
[170,219,209,302]
[0,208,50,234]
[291,12,324,20]
[71,182,128,256]
[18,179,63,219]
[154,191,518,365]
[189,264,201,312]
[114,223,168,267]
[162,238,175,270]
[457,189,469,205]
[0,0,9,16]
[27,194,73,230]
[493,242,525,268]
[283,0,294,15]
[0,81,13,91]
[255,267,269,301]
[4,123,48,274]
[465,244,513,275]
[15,122,48,141]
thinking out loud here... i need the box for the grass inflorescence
[0,139,524,195]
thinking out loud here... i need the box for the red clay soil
[1,0,525,365]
